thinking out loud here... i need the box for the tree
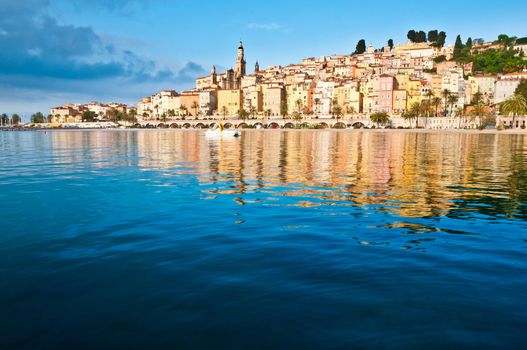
[407,30,417,43]
[432,97,442,117]
[31,112,45,124]
[501,94,527,128]
[265,109,272,118]
[221,106,229,120]
[280,99,288,118]
[454,35,464,59]
[433,55,447,64]
[249,106,257,119]
[11,114,21,125]
[455,107,466,128]
[428,30,439,43]
[409,102,424,128]
[370,112,390,127]
[466,37,473,49]
[355,39,366,54]
[191,101,200,118]
[470,104,489,129]
[1,113,9,125]
[515,79,527,100]
[295,99,304,114]
[416,31,427,43]
[442,89,451,116]
[237,108,248,121]
[401,110,416,128]
[314,98,321,115]
[387,39,394,51]
[472,91,483,105]
[332,101,343,121]
[447,94,460,117]
[168,109,176,118]
[82,111,97,122]
[437,31,447,47]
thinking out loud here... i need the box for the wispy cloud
[247,22,282,31]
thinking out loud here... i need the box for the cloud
[247,22,282,30]
[0,0,205,114]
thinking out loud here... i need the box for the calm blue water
[1,130,527,349]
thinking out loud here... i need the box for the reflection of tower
[254,61,260,73]
[235,41,246,78]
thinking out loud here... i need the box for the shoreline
[3,127,527,135]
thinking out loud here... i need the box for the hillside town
[19,32,527,129]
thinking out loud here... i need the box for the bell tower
[235,41,246,78]
[255,61,260,73]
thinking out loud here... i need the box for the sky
[1,0,526,118]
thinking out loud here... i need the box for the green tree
[514,79,527,100]
[447,94,460,117]
[370,111,390,127]
[407,30,417,43]
[501,94,527,128]
[237,108,248,121]
[466,37,473,48]
[470,104,489,129]
[437,31,447,47]
[454,35,465,59]
[355,39,366,54]
[249,106,257,119]
[433,55,447,64]
[82,111,97,122]
[442,89,451,116]
[332,101,343,121]
[11,114,21,125]
[416,31,427,43]
[31,112,45,123]
[280,99,288,118]
[432,97,442,117]
[472,91,483,105]
[387,39,394,51]
[191,101,200,118]
[1,113,9,125]
[221,106,228,120]
[428,30,439,43]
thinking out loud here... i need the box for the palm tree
[191,101,200,119]
[500,94,527,128]
[455,107,466,128]
[370,111,390,128]
[265,109,272,118]
[470,104,488,128]
[442,89,451,116]
[409,102,422,128]
[314,98,321,115]
[447,94,459,117]
[221,106,229,120]
[401,110,416,128]
[432,97,442,117]
[248,106,256,119]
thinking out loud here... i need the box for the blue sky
[1,0,526,117]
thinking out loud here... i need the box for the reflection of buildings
[49,130,527,219]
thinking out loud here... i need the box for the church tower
[254,61,260,73]
[211,65,217,84]
[235,41,246,78]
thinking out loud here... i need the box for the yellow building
[334,83,362,114]
[262,85,285,117]
[393,90,407,114]
[218,89,243,116]
[407,78,423,107]
[286,83,313,115]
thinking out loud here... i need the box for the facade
[218,89,243,116]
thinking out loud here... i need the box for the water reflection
[41,130,527,221]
